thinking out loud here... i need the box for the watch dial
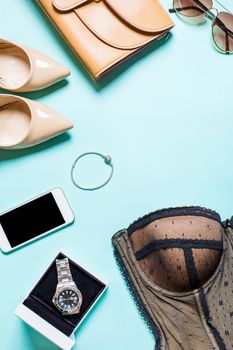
[56,289,80,312]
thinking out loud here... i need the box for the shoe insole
[0,101,31,147]
[0,45,30,90]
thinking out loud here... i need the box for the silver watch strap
[56,258,74,287]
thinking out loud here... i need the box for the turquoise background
[1,1,233,349]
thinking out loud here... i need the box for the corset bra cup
[112,207,233,350]
[128,207,223,292]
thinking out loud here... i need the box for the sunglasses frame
[170,0,233,54]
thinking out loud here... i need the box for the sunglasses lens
[213,12,233,53]
[173,0,212,17]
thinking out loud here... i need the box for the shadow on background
[95,33,172,90]
[0,75,69,99]
[23,323,59,350]
[27,1,173,91]
[23,79,69,100]
[0,133,71,161]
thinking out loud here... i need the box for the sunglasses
[169,0,233,54]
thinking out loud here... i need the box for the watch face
[56,288,80,313]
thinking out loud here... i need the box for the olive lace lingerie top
[112,207,233,350]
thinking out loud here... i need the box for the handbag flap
[105,0,173,33]
[52,0,173,50]
[53,0,87,11]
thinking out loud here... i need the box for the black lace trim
[112,234,161,350]
[135,238,223,260]
[128,206,222,236]
[199,288,227,350]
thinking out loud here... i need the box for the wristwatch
[52,258,83,315]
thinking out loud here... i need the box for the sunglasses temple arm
[225,31,230,52]
[169,6,203,13]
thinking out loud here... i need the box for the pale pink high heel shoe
[0,94,73,149]
[0,39,70,92]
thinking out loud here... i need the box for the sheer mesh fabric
[129,213,223,292]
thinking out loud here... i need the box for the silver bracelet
[71,152,114,191]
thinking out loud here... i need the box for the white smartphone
[0,188,74,253]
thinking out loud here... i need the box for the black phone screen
[0,193,65,247]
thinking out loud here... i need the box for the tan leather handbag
[36,0,174,80]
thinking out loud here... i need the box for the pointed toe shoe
[0,94,73,149]
[0,39,70,93]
